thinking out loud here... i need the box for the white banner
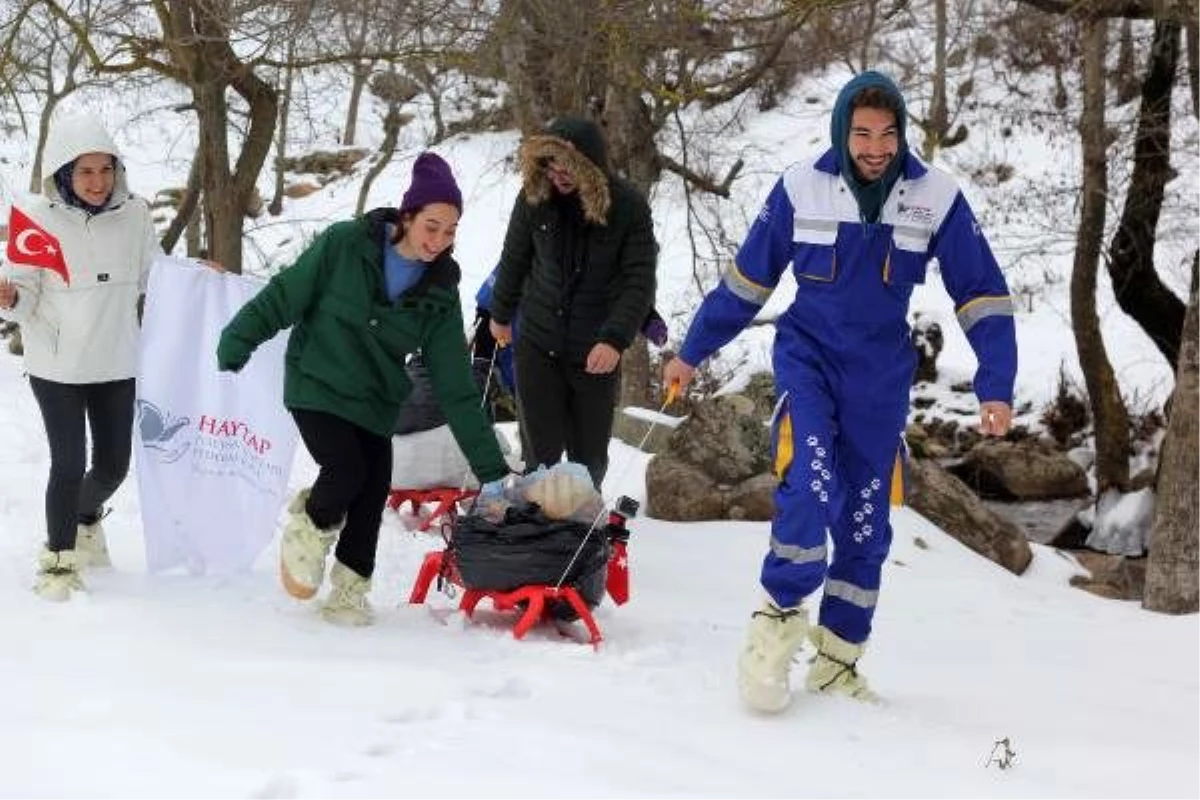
[135,256,297,574]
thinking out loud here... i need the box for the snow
[0,392,1195,796]
[1,49,1197,799]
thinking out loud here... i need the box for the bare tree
[0,0,114,192]
[268,37,296,217]
[331,0,391,145]
[1143,260,1198,614]
[891,0,974,160]
[1071,15,1132,493]
[1106,19,1188,371]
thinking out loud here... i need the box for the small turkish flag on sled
[6,206,70,285]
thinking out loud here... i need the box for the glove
[641,311,668,347]
[216,337,249,373]
[478,473,516,502]
[217,354,247,373]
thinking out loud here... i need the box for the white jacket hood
[41,113,131,204]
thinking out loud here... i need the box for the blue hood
[830,71,908,223]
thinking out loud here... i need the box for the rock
[906,458,1033,575]
[948,439,1089,500]
[663,394,771,485]
[1069,552,1146,601]
[727,473,777,521]
[645,456,729,521]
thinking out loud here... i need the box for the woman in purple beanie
[217,152,512,626]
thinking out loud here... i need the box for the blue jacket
[679,149,1017,405]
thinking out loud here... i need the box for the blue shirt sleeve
[679,177,794,367]
[932,192,1018,404]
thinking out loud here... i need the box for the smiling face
[396,202,459,262]
[71,152,117,207]
[846,106,899,183]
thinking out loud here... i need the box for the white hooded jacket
[1,113,159,383]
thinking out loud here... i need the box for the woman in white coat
[0,113,161,601]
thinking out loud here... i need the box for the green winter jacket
[217,208,508,483]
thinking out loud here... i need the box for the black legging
[513,337,619,488]
[29,377,136,552]
[290,408,392,579]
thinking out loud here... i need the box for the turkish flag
[6,206,70,285]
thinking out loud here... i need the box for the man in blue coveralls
[663,71,1017,712]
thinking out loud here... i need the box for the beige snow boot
[804,625,881,704]
[76,521,112,569]
[736,600,810,713]
[34,548,85,602]
[319,561,374,627]
[279,488,337,600]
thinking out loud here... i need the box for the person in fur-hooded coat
[488,116,657,487]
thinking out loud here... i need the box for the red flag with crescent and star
[6,206,70,285]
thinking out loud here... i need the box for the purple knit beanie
[399,152,462,215]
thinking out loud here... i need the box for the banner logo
[136,399,192,463]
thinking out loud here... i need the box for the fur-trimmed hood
[517,116,611,225]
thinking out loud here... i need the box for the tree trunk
[1143,259,1199,614]
[195,78,239,267]
[1186,0,1198,116]
[1107,20,1187,370]
[496,0,554,132]
[269,47,295,218]
[356,100,403,217]
[602,85,661,189]
[31,96,57,193]
[161,0,278,274]
[1072,16,1130,493]
[921,0,949,161]
[160,147,202,254]
[343,60,371,145]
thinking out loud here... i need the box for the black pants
[29,377,136,552]
[514,337,619,488]
[291,408,392,579]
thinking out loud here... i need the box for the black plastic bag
[449,502,609,618]
[394,353,492,435]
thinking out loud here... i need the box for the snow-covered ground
[0,375,1196,797]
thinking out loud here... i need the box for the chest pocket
[885,223,932,285]
[791,216,839,282]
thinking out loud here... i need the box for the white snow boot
[76,520,112,569]
[805,625,881,704]
[280,488,337,600]
[319,561,374,627]
[736,600,810,713]
[34,548,85,602]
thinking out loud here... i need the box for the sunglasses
[537,156,572,178]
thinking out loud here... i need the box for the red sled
[408,499,637,648]
[386,486,479,534]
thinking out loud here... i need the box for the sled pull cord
[553,387,680,590]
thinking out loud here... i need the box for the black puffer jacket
[490,116,657,364]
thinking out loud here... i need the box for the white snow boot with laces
[34,548,85,602]
[76,520,112,569]
[736,600,810,712]
[279,488,338,600]
[805,625,881,704]
[319,561,374,626]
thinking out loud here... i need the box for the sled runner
[386,486,478,534]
